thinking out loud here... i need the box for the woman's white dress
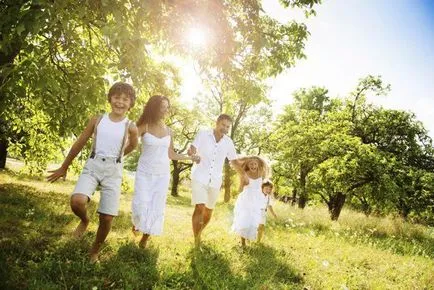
[132,132,171,235]
[232,177,263,240]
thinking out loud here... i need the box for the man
[188,114,240,247]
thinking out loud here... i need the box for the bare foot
[73,220,89,238]
[139,235,149,248]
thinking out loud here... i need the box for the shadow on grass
[0,182,161,289]
[244,244,304,289]
[0,183,76,289]
[180,243,304,289]
[188,245,245,289]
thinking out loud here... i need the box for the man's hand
[187,145,197,156]
[192,155,201,164]
[47,167,68,182]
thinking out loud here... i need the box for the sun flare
[187,27,207,48]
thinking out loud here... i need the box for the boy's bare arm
[268,205,278,218]
[47,116,97,182]
[123,123,138,156]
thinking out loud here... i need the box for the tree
[168,104,204,196]
[1,0,322,173]
[268,87,338,208]
[0,0,182,171]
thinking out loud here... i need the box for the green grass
[0,167,433,289]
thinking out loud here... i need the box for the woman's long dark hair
[136,95,170,127]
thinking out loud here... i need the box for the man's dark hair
[217,114,233,123]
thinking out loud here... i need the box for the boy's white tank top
[95,114,129,158]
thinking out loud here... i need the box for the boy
[257,180,278,243]
[47,82,138,262]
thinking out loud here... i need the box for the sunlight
[187,26,207,49]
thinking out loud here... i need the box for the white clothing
[137,133,171,175]
[191,129,237,189]
[95,113,129,158]
[259,194,273,225]
[232,177,263,240]
[132,132,171,235]
[191,179,220,209]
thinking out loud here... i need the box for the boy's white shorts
[72,156,123,216]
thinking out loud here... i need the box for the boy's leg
[90,160,122,261]
[70,194,90,238]
[257,224,265,243]
[89,213,113,262]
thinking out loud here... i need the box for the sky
[180,0,434,136]
[262,0,434,136]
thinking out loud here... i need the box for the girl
[231,156,269,248]
[132,95,198,248]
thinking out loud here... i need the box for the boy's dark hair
[262,180,274,189]
[217,114,233,123]
[107,82,136,108]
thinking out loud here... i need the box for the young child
[231,156,269,249]
[257,180,278,243]
[47,82,138,262]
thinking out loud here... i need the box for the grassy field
[1,163,433,289]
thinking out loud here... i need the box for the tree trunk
[398,197,411,220]
[0,138,7,169]
[171,160,180,196]
[328,192,346,221]
[360,198,371,216]
[291,187,297,206]
[297,167,308,208]
[223,159,231,202]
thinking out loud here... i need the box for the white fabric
[232,177,263,240]
[132,172,170,235]
[191,129,237,188]
[137,133,170,175]
[72,156,123,216]
[95,113,129,158]
[258,194,273,225]
[131,132,171,235]
[191,179,220,209]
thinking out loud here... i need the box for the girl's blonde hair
[235,156,270,190]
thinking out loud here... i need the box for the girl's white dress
[132,132,171,235]
[232,177,263,240]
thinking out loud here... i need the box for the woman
[132,95,198,248]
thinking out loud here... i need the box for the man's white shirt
[191,129,237,189]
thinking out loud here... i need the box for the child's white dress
[232,177,263,240]
[132,132,171,235]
